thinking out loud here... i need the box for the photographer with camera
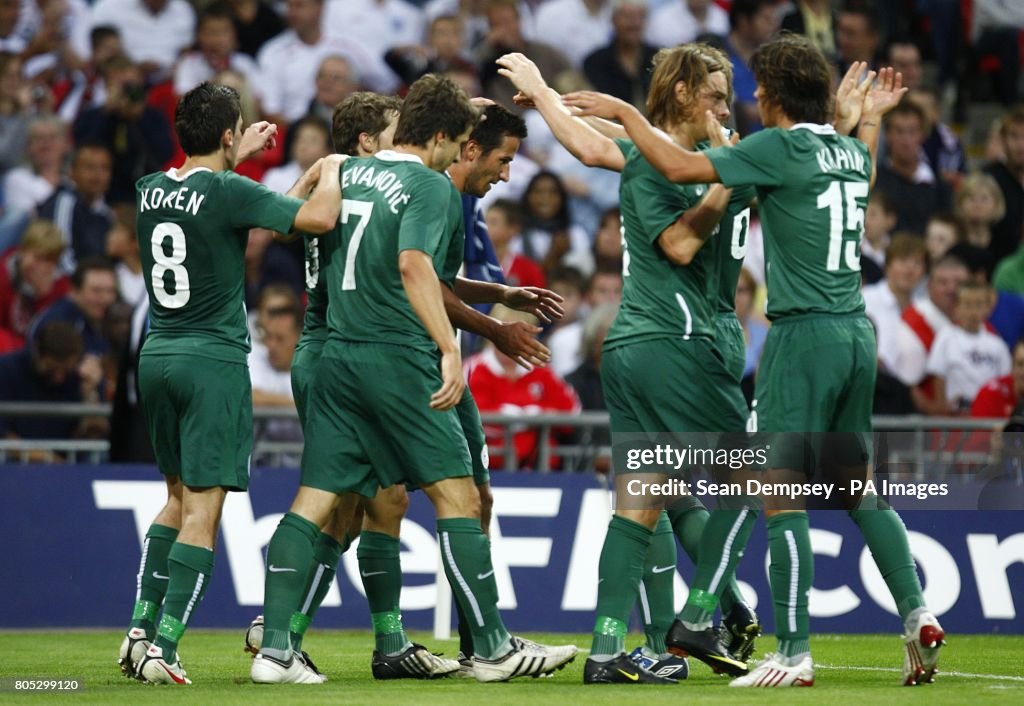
[71,55,173,204]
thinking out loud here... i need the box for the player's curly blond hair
[646,43,733,130]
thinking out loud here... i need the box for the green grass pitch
[1,630,1022,704]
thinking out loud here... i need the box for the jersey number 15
[817,181,868,272]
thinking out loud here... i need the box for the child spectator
[863,234,927,377]
[105,206,144,306]
[485,198,546,289]
[174,2,263,101]
[956,172,1005,254]
[925,281,1012,414]
[923,213,964,268]
[466,308,581,470]
[0,219,70,352]
[592,207,623,272]
[519,170,593,276]
[972,337,1024,419]
[547,266,622,378]
[860,189,896,284]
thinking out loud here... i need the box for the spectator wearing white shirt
[261,116,330,195]
[862,234,926,377]
[860,189,896,284]
[2,114,68,214]
[324,0,425,59]
[645,0,728,50]
[249,302,303,460]
[533,0,613,69]
[425,0,537,50]
[173,3,263,102]
[257,0,397,125]
[925,281,1012,414]
[89,0,195,76]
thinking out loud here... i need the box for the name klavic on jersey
[604,138,717,350]
[705,124,871,320]
[323,151,463,352]
[135,167,302,363]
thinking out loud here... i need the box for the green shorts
[291,336,325,428]
[139,353,252,490]
[456,389,490,486]
[603,337,748,473]
[300,342,472,497]
[713,313,746,385]
[751,313,875,469]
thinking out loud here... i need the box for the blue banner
[1,465,1021,634]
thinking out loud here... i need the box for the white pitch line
[816,664,1024,683]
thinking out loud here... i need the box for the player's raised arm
[399,249,463,410]
[857,67,907,188]
[497,53,625,171]
[832,61,875,136]
[292,154,344,233]
[563,90,719,184]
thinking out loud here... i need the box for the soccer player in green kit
[498,46,758,684]
[565,34,945,687]
[252,74,577,684]
[120,82,345,685]
[245,95,561,680]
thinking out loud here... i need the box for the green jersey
[697,139,756,314]
[324,151,463,352]
[705,125,870,320]
[300,234,329,344]
[136,167,302,363]
[604,138,716,350]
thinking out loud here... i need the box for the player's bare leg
[120,475,183,678]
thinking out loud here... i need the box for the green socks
[289,532,344,652]
[850,495,925,620]
[638,512,676,655]
[678,505,757,629]
[358,530,411,656]
[129,524,178,639]
[767,512,813,659]
[437,518,511,660]
[591,515,654,660]
[262,512,319,659]
[153,542,214,663]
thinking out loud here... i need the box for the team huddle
[116,32,945,689]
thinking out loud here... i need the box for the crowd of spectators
[0,0,1022,465]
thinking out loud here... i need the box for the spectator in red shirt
[485,198,547,289]
[466,309,581,470]
[972,337,1024,419]
[0,219,70,352]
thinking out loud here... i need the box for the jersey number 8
[151,222,190,308]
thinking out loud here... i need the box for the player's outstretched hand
[863,66,907,120]
[833,61,875,135]
[502,286,565,323]
[493,320,550,371]
[238,121,279,164]
[561,91,630,121]
[497,53,548,100]
[512,91,536,109]
[431,348,465,411]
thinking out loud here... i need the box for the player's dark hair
[34,321,85,361]
[884,100,926,131]
[750,33,833,125]
[486,198,523,228]
[729,0,776,28]
[393,74,478,148]
[174,82,242,156]
[471,104,527,155]
[71,255,116,290]
[332,92,402,156]
[647,43,731,130]
[89,25,119,51]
